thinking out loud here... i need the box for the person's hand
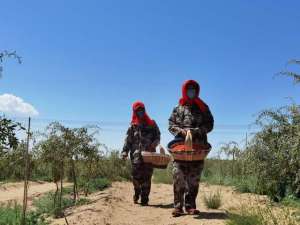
[192,127,207,136]
[190,128,199,136]
[180,129,187,137]
[149,143,158,152]
[121,152,128,160]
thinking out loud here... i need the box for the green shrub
[233,177,258,194]
[75,198,90,206]
[227,212,263,225]
[97,152,132,181]
[243,105,300,201]
[153,164,173,184]
[281,195,300,208]
[203,191,222,209]
[33,188,90,218]
[33,182,102,219]
[78,177,111,195]
[226,204,298,225]
[33,191,73,218]
[0,202,48,225]
[76,151,132,182]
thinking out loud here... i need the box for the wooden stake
[21,117,31,225]
[246,132,248,149]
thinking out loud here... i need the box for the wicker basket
[142,145,171,169]
[170,150,210,161]
[169,146,211,161]
[168,130,211,161]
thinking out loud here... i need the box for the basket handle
[185,130,193,150]
[158,144,166,155]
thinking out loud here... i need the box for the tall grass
[153,164,173,184]
[33,191,74,218]
[201,159,259,195]
[203,191,222,209]
[0,201,48,225]
[281,195,300,208]
[227,204,299,225]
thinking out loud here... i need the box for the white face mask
[187,89,197,99]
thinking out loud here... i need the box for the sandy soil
[0,181,69,208]
[49,182,268,225]
[0,179,296,225]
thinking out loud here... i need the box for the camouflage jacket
[122,122,161,164]
[168,104,214,144]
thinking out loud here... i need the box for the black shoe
[133,195,139,204]
[172,208,184,217]
[141,199,149,206]
[141,202,148,206]
[186,208,200,215]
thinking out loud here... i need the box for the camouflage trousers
[172,161,204,210]
[132,163,153,203]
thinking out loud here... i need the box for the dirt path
[51,182,267,225]
[0,181,69,208]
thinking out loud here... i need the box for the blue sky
[1,0,300,156]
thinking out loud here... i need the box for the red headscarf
[131,101,155,126]
[179,80,207,112]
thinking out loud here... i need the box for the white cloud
[0,93,39,117]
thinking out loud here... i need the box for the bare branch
[277,59,300,84]
[0,50,22,78]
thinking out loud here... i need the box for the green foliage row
[0,202,48,225]
[33,190,89,219]
[78,177,111,195]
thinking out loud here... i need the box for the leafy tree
[244,104,300,201]
[221,141,241,178]
[36,123,66,218]
[0,50,24,180]
[0,117,25,155]
[35,122,101,217]
[58,124,100,202]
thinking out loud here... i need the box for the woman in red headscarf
[122,101,161,206]
[168,80,214,217]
